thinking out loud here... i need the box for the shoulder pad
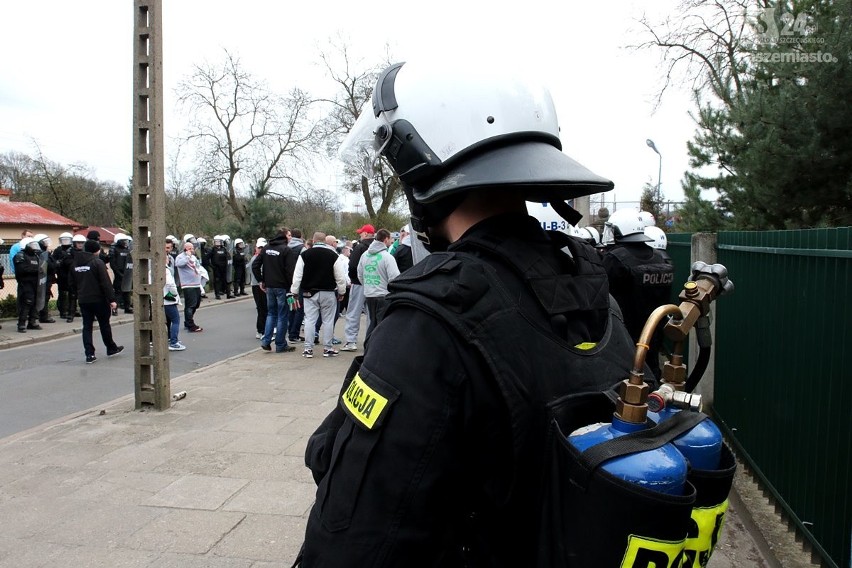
[388,252,496,314]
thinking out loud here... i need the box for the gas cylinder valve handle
[647,383,703,413]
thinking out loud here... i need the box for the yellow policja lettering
[620,534,686,568]
[342,374,389,429]
[682,500,729,568]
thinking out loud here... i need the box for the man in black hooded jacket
[73,240,124,364]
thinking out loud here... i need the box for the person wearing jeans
[253,228,298,353]
[263,286,290,352]
[163,241,185,351]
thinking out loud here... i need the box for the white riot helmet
[255,238,267,248]
[115,233,130,243]
[32,233,50,249]
[638,210,656,227]
[59,232,73,246]
[72,234,87,246]
[579,226,601,246]
[644,226,668,250]
[182,233,196,244]
[213,235,224,246]
[234,238,245,248]
[166,234,179,244]
[604,208,652,243]
[21,237,39,252]
[566,224,585,239]
[339,60,613,245]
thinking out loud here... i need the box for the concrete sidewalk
[0,317,793,567]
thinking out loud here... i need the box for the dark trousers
[233,265,246,295]
[252,285,268,334]
[80,301,118,357]
[288,292,304,340]
[213,266,229,297]
[57,283,71,316]
[183,287,202,329]
[364,296,389,346]
[16,281,38,327]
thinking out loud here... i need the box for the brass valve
[616,261,734,425]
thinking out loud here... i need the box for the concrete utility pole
[132,0,170,409]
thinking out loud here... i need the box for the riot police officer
[110,233,134,313]
[52,232,75,319]
[232,238,248,296]
[299,60,640,566]
[31,234,56,323]
[602,208,675,380]
[13,237,42,332]
[206,235,232,299]
[64,234,87,322]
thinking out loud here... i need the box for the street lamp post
[646,139,662,204]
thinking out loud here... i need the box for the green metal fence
[712,228,851,568]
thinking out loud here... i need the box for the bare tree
[633,0,767,110]
[315,38,404,222]
[176,49,318,222]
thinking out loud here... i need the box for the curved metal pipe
[632,304,685,376]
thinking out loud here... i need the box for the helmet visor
[338,109,394,177]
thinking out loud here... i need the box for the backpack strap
[571,411,707,488]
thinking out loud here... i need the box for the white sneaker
[168,342,187,351]
[255,332,262,339]
[340,342,358,352]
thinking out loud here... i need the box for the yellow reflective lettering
[341,373,390,430]
[682,500,729,568]
[620,534,686,568]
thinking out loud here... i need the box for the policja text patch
[340,371,399,430]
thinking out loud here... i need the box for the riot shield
[121,253,134,293]
[36,251,48,312]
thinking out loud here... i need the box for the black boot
[27,321,42,330]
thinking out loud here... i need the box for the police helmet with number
[644,226,668,250]
[604,208,652,243]
[338,60,613,232]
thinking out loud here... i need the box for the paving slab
[0,315,793,567]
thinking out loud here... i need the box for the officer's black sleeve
[302,306,494,567]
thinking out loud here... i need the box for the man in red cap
[341,224,375,351]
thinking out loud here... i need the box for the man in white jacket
[291,231,347,358]
[357,228,400,345]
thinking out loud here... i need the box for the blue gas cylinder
[647,407,722,470]
[568,416,689,495]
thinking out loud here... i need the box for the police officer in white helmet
[602,209,674,379]
[299,59,641,566]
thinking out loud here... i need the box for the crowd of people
[3,211,670,371]
[2,226,416,360]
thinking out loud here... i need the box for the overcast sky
[0,0,699,214]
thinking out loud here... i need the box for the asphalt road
[0,297,260,438]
